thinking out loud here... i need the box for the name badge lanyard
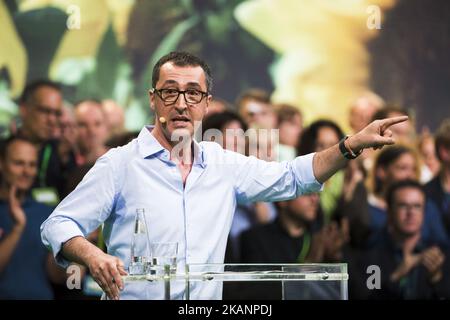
[39,144,52,187]
[296,231,311,263]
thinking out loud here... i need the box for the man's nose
[174,93,188,112]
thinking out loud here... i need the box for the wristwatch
[339,135,362,159]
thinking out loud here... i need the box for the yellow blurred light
[235,0,397,132]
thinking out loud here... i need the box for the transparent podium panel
[122,263,348,300]
[186,264,348,300]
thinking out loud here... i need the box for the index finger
[381,116,409,130]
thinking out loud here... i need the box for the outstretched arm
[312,116,409,183]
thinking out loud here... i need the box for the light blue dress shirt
[41,126,322,299]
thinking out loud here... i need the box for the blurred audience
[18,81,62,146]
[236,88,277,130]
[333,158,371,249]
[62,99,109,197]
[16,80,77,202]
[418,129,441,183]
[0,137,67,299]
[297,119,345,224]
[102,99,126,140]
[349,91,385,134]
[206,97,232,116]
[367,145,448,247]
[349,92,384,172]
[352,180,450,299]
[202,111,247,155]
[3,77,450,300]
[241,193,348,264]
[275,103,303,161]
[56,103,81,166]
[425,119,450,236]
[75,100,109,166]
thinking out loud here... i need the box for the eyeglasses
[152,88,208,105]
[395,202,424,211]
[34,104,62,117]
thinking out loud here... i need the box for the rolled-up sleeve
[291,153,323,193]
[41,154,117,267]
[40,217,85,267]
[230,151,323,203]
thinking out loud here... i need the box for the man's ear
[205,94,212,115]
[149,90,155,112]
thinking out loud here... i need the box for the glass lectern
[122,263,348,300]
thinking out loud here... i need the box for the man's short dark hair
[152,51,213,92]
[0,136,35,160]
[386,179,425,210]
[19,79,61,105]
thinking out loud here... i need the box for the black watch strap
[339,136,362,160]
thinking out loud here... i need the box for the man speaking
[41,51,408,300]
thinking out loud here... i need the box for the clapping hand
[8,185,26,230]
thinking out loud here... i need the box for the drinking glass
[150,242,178,275]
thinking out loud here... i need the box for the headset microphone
[159,116,167,124]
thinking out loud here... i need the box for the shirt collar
[137,125,165,158]
[137,125,207,168]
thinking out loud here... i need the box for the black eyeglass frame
[151,88,209,105]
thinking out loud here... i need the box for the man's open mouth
[171,117,190,122]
